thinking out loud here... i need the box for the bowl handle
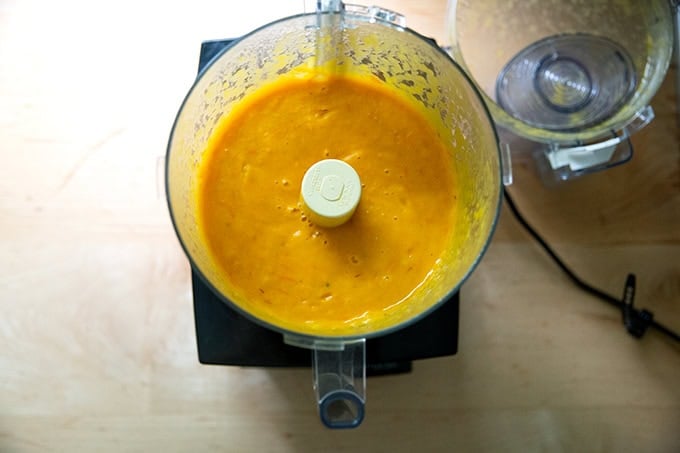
[283,335,366,428]
[312,339,366,429]
[541,105,654,179]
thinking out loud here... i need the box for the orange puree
[196,72,458,335]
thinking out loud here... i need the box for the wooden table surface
[1,0,678,451]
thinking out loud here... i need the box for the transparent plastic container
[167,3,502,428]
[447,0,675,179]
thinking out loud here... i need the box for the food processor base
[192,270,459,375]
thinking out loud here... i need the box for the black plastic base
[193,272,459,375]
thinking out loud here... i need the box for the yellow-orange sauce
[197,72,458,335]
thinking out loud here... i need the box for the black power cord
[503,188,680,344]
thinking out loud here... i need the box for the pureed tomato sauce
[195,71,459,336]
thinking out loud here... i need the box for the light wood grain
[1,0,679,452]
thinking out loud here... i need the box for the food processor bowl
[167,3,502,428]
[447,0,675,179]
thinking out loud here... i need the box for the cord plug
[621,274,654,339]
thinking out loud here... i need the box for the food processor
[166,2,504,428]
[447,0,675,180]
